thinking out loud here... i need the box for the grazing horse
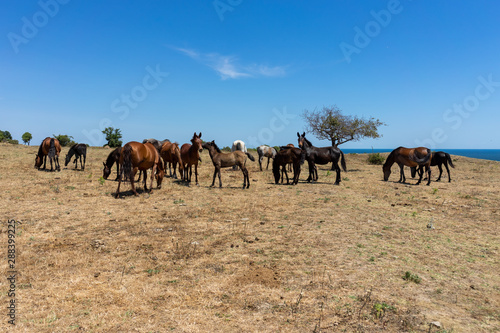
[383,146,432,185]
[102,147,122,180]
[160,141,184,179]
[410,151,455,182]
[65,143,87,170]
[203,140,255,188]
[115,142,164,198]
[35,137,61,171]
[297,132,346,184]
[231,140,247,170]
[272,146,305,185]
[257,145,277,171]
[181,132,203,185]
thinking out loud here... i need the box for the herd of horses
[34,133,456,197]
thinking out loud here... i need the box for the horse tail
[410,167,417,178]
[245,152,255,162]
[48,138,56,159]
[121,144,133,180]
[413,149,432,165]
[340,150,347,172]
[446,153,455,168]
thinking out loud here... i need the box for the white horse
[257,145,277,171]
[231,140,247,170]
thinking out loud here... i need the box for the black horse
[297,132,347,184]
[102,147,122,180]
[272,146,305,185]
[410,151,455,182]
[65,144,87,170]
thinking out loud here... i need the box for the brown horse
[383,146,432,185]
[180,132,203,185]
[160,141,184,179]
[114,141,164,197]
[35,137,61,171]
[272,146,305,185]
[203,140,255,188]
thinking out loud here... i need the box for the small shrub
[402,271,421,284]
[367,153,385,165]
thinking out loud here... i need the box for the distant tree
[301,105,385,147]
[22,132,32,145]
[102,127,122,148]
[0,130,13,141]
[53,134,76,147]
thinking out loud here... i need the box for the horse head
[382,163,391,181]
[102,162,111,179]
[34,154,42,169]
[297,132,306,149]
[192,132,203,153]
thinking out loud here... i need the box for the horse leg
[172,162,177,179]
[243,166,250,189]
[115,163,120,181]
[130,172,138,196]
[267,157,271,170]
[284,167,290,185]
[314,165,318,182]
[211,168,217,187]
[436,164,443,182]
[49,156,54,172]
[426,166,431,186]
[115,175,123,198]
[150,166,156,192]
[217,167,222,188]
[444,162,451,182]
[83,154,86,170]
[306,162,313,182]
[416,166,423,185]
[334,163,341,185]
[259,156,263,171]
[43,155,47,170]
[195,163,199,185]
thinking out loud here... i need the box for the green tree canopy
[22,132,32,145]
[102,127,123,148]
[301,105,385,147]
[53,134,76,147]
[0,130,12,141]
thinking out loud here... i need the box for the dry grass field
[0,142,499,332]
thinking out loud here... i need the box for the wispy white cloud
[171,46,286,80]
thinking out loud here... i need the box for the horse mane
[212,142,222,153]
[383,147,403,168]
[37,137,49,157]
[106,147,120,166]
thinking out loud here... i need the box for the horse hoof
[333,182,340,185]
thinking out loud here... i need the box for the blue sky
[1,1,499,149]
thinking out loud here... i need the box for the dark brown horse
[383,147,432,185]
[203,140,255,188]
[272,146,304,185]
[102,147,122,180]
[297,132,346,184]
[410,151,455,182]
[115,142,164,197]
[160,141,184,179]
[35,137,61,171]
[65,143,87,170]
[180,132,203,185]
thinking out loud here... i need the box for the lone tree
[301,105,385,147]
[102,127,122,148]
[22,132,32,145]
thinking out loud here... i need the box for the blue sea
[342,149,500,162]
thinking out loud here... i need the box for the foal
[203,140,255,189]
